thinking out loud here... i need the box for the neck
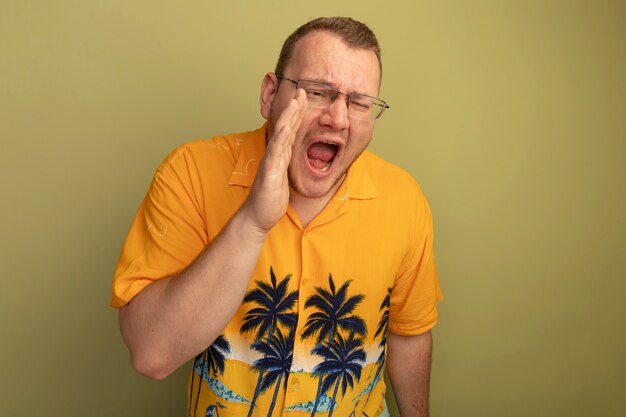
[289,182,343,229]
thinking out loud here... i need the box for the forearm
[119,204,267,380]
[118,89,307,381]
[386,331,433,417]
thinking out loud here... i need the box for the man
[112,17,441,417]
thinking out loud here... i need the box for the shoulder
[155,126,266,179]
[358,150,426,201]
[351,151,435,259]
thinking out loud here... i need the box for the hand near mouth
[240,88,307,236]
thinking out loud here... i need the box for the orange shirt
[112,124,442,417]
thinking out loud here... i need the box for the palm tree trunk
[266,374,284,417]
[247,320,276,417]
[310,328,336,417]
[327,378,341,417]
[309,377,323,417]
[188,355,199,416]
[193,350,208,417]
[246,369,265,417]
[364,360,384,407]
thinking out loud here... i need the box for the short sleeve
[111,148,209,308]
[388,187,442,335]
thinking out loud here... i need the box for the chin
[288,172,345,200]
[289,183,331,200]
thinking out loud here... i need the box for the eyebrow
[302,78,373,97]
[305,77,337,87]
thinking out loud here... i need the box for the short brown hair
[275,17,382,80]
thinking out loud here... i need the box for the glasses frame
[276,74,390,121]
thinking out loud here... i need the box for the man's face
[261,31,381,202]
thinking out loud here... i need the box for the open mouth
[306,141,339,173]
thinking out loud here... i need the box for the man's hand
[241,88,307,234]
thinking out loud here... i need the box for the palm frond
[337,316,367,336]
[335,294,365,318]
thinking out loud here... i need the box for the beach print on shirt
[187,267,392,417]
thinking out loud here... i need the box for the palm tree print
[188,335,231,417]
[366,288,391,406]
[241,267,298,417]
[301,274,366,344]
[302,274,366,417]
[312,332,366,417]
[373,288,391,380]
[251,328,295,417]
[241,267,298,341]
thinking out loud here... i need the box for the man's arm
[386,330,433,417]
[118,90,307,381]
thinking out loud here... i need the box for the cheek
[269,101,284,121]
[295,113,317,139]
[348,125,374,150]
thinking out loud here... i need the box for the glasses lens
[348,94,374,120]
[349,94,387,120]
[296,80,334,108]
[294,79,388,121]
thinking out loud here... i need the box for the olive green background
[1,0,624,416]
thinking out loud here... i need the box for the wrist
[234,202,272,245]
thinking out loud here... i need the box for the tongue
[307,142,337,163]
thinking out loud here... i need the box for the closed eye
[350,96,373,111]
[306,88,329,98]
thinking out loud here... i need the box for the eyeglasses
[276,74,389,121]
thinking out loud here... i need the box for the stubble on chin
[287,164,349,201]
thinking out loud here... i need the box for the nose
[318,93,350,130]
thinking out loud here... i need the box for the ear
[260,72,279,120]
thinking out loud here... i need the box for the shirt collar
[340,151,379,200]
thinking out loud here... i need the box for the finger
[266,122,294,166]
[266,124,288,161]
[278,88,307,135]
[281,90,307,149]
[281,94,305,135]
[287,95,306,145]
[270,95,304,151]
[289,89,307,126]
[265,89,308,167]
